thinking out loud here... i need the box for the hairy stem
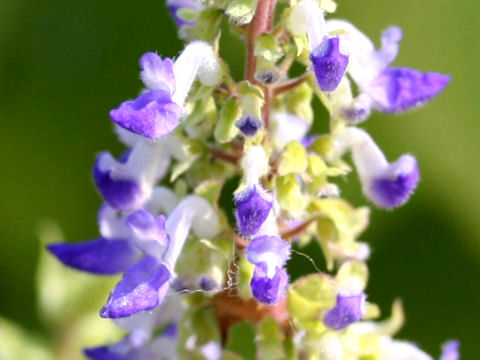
[245,0,275,82]
[273,73,311,95]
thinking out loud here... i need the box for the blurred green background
[0,0,479,358]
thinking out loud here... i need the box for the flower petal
[235,115,262,136]
[246,235,290,270]
[127,210,169,259]
[310,37,349,92]
[167,0,203,26]
[368,67,451,113]
[235,186,273,236]
[110,90,182,140]
[47,238,138,275]
[368,154,420,209]
[250,262,289,305]
[440,340,460,360]
[324,293,366,330]
[100,256,171,318]
[94,153,146,211]
[84,346,129,360]
[139,53,175,93]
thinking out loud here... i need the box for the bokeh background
[1,0,479,358]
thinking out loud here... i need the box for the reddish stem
[262,85,273,131]
[273,73,310,95]
[281,216,319,240]
[209,146,239,165]
[245,0,274,82]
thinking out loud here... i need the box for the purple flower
[251,263,289,305]
[246,235,290,267]
[139,53,175,93]
[440,340,460,360]
[84,345,129,360]
[47,238,138,275]
[93,152,146,211]
[368,154,420,209]
[340,94,373,124]
[110,43,220,140]
[110,51,182,140]
[127,210,170,260]
[199,276,218,291]
[167,0,203,26]
[310,37,349,92]
[246,235,290,305]
[100,256,171,318]
[85,321,180,360]
[368,67,451,113]
[326,20,450,116]
[48,204,139,275]
[235,115,262,136]
[272,113,311,149]
[331,127,420,209]
[110,90,182,140]
[235,185,273,236]
[324,292,366,330]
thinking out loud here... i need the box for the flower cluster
[48,0,459,358]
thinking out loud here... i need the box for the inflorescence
[48,0,458,358]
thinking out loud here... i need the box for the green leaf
[221,351,244,360]
[287,274,335,335]
[237,81,264,119]
[225,321,256,360]
[238,256,254,300]
[293,34,309,57]
[191,308,221,345]
[214,97,241,143]
[255,34,284,63]
[170,154,200,182]
[278,141,308,176]
[307,154,328,177]
[185,96,217,139]
[285,82,313,123]
[183,8,223,41]
[256,316,286,360]
[0,317,53,360]
[177,7,198,23]
[336,260,369,291]
[195,179,224,206]
[310,135,333,158]
[276,174,307,214]
[238,80,264,99]
[225,0,259,24]
[319,0,337,12]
